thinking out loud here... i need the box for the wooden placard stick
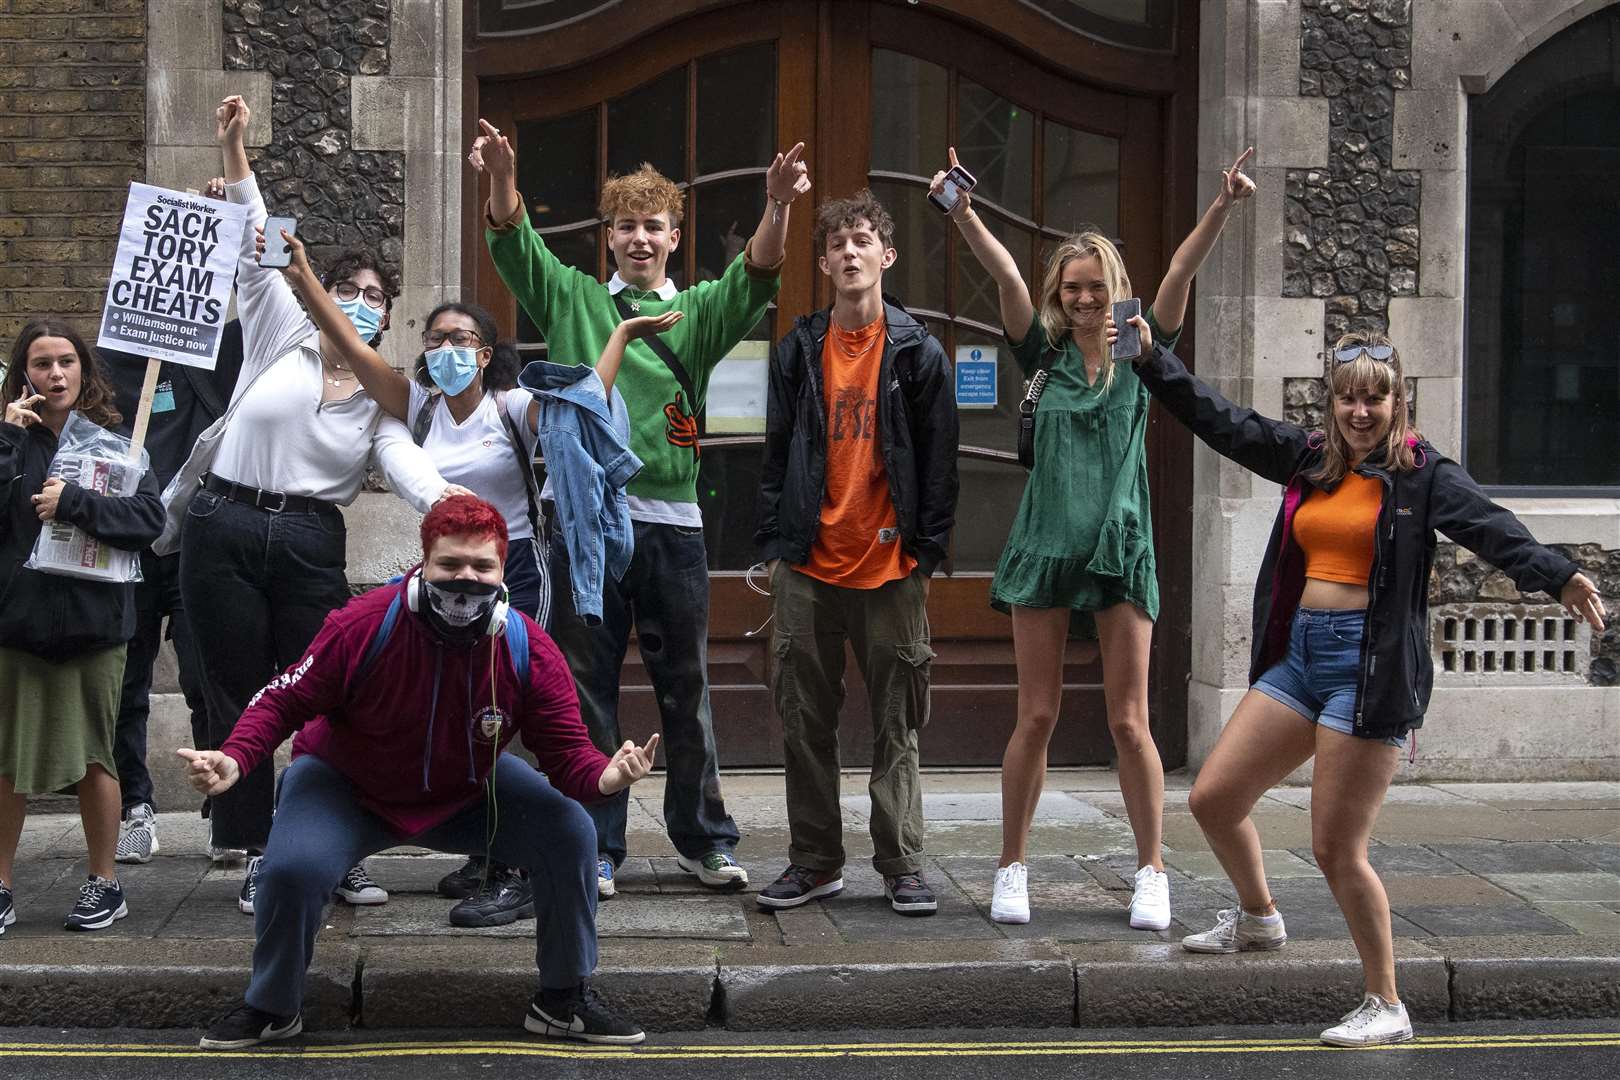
[127,357,161,461]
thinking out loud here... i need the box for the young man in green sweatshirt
[470,119,811,897]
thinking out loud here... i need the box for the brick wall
[0,0,145,344]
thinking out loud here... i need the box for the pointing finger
[1232,146,1255,171]
[948,146,959,168]
[643,732,661,760]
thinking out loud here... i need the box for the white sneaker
[990,862,1030,924]
[1181,906,1287,953]
[1129,865,1171,930]
[1320,992,1413,1047]
[115,803,159,864]
[209,844,248,866]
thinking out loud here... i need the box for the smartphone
[929,163,977,213]
[260,216,298,268]
[1109,297,1143,361]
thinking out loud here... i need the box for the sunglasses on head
[1332,344,1395,365]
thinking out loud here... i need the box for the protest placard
[95,182,247,371]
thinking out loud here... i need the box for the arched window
[1467,7,1620,491]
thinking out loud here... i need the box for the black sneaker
[523,984,645,1044]
[0,883,15,936]
[64,875,128,931]
[449,865,534,928]
[238,854,262,915]
[756,864,843,910]
[884,872,938,916]
[437,856,488,900]
[198,1001,303,1050]
[333,862,388,905]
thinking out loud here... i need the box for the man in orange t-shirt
[754,190,960,917]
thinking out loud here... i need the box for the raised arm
[261,226,412,421]
[933,148,1036,340]
[1152,147,1255,333]
[747,142,812,270]
[469,118,522,229]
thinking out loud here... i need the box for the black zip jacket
[0,419,164,659]
[755,298,960,576]
[1134,344,1578,739]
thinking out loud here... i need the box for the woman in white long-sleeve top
[175,96,459,915]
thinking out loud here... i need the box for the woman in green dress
[936,147,1255,928]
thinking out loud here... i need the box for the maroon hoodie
[221,583,610,838]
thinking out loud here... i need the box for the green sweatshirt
[487,213,780,503]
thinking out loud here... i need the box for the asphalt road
[3,1021,1616,1079]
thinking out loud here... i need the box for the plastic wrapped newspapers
[24,412,149,583]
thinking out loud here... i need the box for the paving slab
[839,790,1110,824]
[717,940,1074,1030]
[1381,873,1523,907]
[359,939,716,1030]
[348,893,752,940]
[1066,938,1449,1027]
[1484,872,1620,903]
[1166,848,1319,881]
[1396,904,1579,937]
[1162,809,1315,850]
[1431,782,1620,809]
[1441,933,1620,1020]
[1560,842,1620,874]
[1428,841,1603,875]
[1534,901,1620,935]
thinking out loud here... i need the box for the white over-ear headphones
[405,568,510,637]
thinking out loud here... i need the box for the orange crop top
[1292,472,1382,586]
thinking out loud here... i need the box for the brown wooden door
[465,0,1199,768]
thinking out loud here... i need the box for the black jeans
[547,516,739,866]
[112,550,210,813]
[178,488,350,852]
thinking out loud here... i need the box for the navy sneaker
[884,872,938,916]
[64,875,128,931]
[199,1001,303,1050]
[238,855,262,915]
[596,858,616,900]
[524,984,644,1044]
[333,862,388,905]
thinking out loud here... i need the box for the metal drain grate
[1433,604,1591,683]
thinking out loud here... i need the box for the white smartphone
[261,216,298,268]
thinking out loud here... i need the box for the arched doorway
[464,0,1201,767]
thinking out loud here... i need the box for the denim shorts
[1253,607,1406,747]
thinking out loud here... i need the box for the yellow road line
[0,1032,1613,1061]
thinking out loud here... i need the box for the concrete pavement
[1,773,1616,1033]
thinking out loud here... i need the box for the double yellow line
[1,1031,1615,1061]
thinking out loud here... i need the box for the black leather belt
[203,473,334,515]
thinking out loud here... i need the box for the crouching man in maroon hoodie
[176,496,658,1050]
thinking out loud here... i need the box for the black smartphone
[929,164,977,213]
[260,216,298,268]
[1109,297,1143,361]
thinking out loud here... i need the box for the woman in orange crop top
[1121,326,1606,1048]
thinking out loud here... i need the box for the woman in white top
[176,96,457,912]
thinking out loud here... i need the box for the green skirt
[0,643,125,795]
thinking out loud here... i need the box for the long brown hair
[1309,329,1418,486]
[1036,229,1132,393]
[3,319,122,430]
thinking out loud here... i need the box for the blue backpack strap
[502,607,529,684]
[355,577,409,685]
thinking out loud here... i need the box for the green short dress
[990,309,1181,639]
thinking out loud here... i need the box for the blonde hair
[1310,329,1419,487]
[1036,230,1132,392]
[599,163,685,227]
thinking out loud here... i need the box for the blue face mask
[337,297,384,342]
[425,345,481,396]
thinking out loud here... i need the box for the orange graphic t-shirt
[801,314,916,589]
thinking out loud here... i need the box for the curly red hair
[419,495,508,562]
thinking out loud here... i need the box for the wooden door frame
[462,0,1202,766]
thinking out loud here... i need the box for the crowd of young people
[0,93,1605,1053]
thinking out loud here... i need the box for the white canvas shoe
[1129,865,1171,930]
[1320,993,1413,1047]
[1181,906,1288,953]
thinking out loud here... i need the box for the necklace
[324,364,355,388]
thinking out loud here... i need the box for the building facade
[3,0,1613,782]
